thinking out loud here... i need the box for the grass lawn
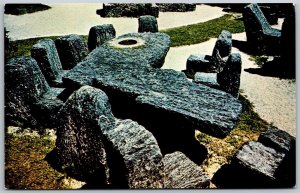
[161,14,245,47]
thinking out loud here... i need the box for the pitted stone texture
[235,141,284,180]
[243,3,281,54]
[64,33,242,138]
[31,39,64,87]
[212,30,232,59]
[97,3,159,18]
[193,72,219,89]
[258,126,296,187]
[163,151,210,188]
[156,3,196,12]
[217,53,242,98]
[5,57,49,127]
[258,126,295,153]
[138,15,158,33]
[102,118,164,188]
[185,30,233,79]
[88,24,116,51]
[55,34,89,70]
[55,86,114,184]
[185,55,216,78]
[5,57,63,128]
[212,141,286,188]
[55,86,164,187]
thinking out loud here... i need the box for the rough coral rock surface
[102,118,164,188]
[55,86,113,183]
[55,34,89,70]
[138,15,158,33]
[55,86,163,188]
[63,33,242,138]
[31,38,64,87]
[163,151,210,188]
[5,56,63,128]
[88,24,116,51]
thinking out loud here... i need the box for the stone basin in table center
[63,32,242,138]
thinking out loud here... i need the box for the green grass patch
[5,35,88,62]
[5,132,69,189]
[160,14,245,47]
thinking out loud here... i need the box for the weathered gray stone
[185,30,232,79]
[193,72,219,89]
[31,39,64,87]
[138,15,158,33]
[55,34,89,70]
[217,53,242,98]
[87,24,116,51]
[212,141,285,188]
[55,85,163,187]
[88,32,170,69]
[212,30,232,59]
[55,86,113,184]
[63,33,242,138]
[258,126,295,153]
[185,54,216,78]
[163,151,210,188]
[156,3,196,12]
[97,3,159,18]
[102,118,164,188]
[258,127,296,187]
[243,3,281,54]
[5,57,63,128]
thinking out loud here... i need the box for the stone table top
[63,32,242,138]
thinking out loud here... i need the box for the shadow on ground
[232,39,295,79]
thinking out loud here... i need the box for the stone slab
[63,33,242,138]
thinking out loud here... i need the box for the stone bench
[184,30,232,79]
[97,3,159,18]
[186,30,242,98]
[156,3,196,12]
[212,126,295,188]
[242,3,281,54]
[5,57,64,128]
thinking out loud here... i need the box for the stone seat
[52,86,164,188]
[242,3,281,54]
[212,126,296,188]
[5,57,64,128]
[184,30,232,79]
[31,39,64,87]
